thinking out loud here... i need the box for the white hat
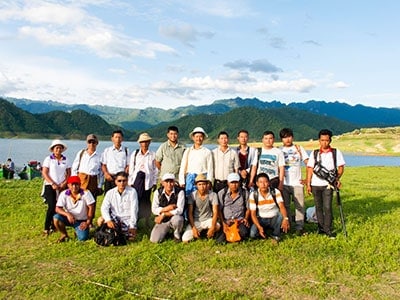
[48,139,67,152]
[227,173,240,183]
[162,173,175,181]
[189,127,208,138]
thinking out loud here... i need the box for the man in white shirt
[150,173,185,243]
[101,130,129,194]
[53,176,95,242]
[71,134,103,216]
[179,127,214,195]
[212,131,239,192]
[279,128,309,235]
[98,171,139,241]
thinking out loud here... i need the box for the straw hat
[194,173,209,184]
[137,133,152,143]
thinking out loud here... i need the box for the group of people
[41,125,345,244]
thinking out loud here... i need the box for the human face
[162,179,175,193]
[196,181,208,194]
[237,132,248,146]
[218,134,229,148]
[68,182,81,194]
[115,176,128,191]
[52,145,64,157]
[319,134,331,150]
[281,135,293,147]
[140,140,150,150]
[228,181,239,193]
[111,133,123,147]
[256,176,269,193]
[167,130,178,143]
[87,139,98,150]
[192,133,204,146]
[262,134,274,149]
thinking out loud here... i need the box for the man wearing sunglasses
[97,171,139,241]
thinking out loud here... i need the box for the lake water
[0,138,399,170]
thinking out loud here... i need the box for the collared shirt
[72,149,104,188]
[56,189,95,220]
[212,147,239,181]
[249,189,283,219]
[307,148,346,186]
[128,149,158,189]
[42,154,71,185]
[257,147,285,179]
[178,145,214,185]
[152,188,185,216]
[218,188,248,221]
[100,186,138,229]
[280,145,309,186]
[101,145,129,175]
[155,140,186,179]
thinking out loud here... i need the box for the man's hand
[165,204,177,211]
[192,227,200,239]
[154,215,164,224]
[207,226,215,238]
[258,225,266,239]
[241,218,250,228]
[79,221,88,230]
[281,219,290,233]
[66,213,75,225]
[106,220,115,229]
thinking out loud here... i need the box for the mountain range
[2,97,400,142]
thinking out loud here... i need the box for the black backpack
[94,224,127,246]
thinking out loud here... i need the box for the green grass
[1,167,400,299]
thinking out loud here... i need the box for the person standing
[71,134,103,221]
[236,130,258,190]
[155,126,186,181]
[256,131,285,191]
[306,129,345,239]
[3,158,15,179]
[178,127,214,195]
[41,139,71,236]
[279,128,309,235]
[128,133,158,228]
[212,131,239,192]
[53,176,95,242]
[101,130,129,194]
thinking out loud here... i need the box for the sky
[0,0,399,110]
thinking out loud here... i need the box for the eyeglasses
[117,179,127,183]
[88,140,97,144]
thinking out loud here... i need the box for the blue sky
[0,0,399,109]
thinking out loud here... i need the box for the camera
[313,163,337,185]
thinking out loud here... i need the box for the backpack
[94,224,127,246]
[252,188,279,211]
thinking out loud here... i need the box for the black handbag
[94,223,126,246]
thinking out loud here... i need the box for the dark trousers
[312,185,334,234]
[43,185,57,231]
[104,179,116,195]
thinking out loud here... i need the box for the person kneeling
[53,176,95,242]
[97,172,139,241]
[182,174,220,243]
[249,173,290,244]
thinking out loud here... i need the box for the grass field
[1,166,400,299]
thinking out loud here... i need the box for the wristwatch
[161,212,165,217]
[284,217,289,221]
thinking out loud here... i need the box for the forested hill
[0,99,130,139]
[145,106,357,142]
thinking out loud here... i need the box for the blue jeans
[250,214,282,239]
[53,214,90,241]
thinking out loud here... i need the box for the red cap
[67,176,81,185]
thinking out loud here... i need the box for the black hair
[114,171,128,179]
[256,172,270,182]
[318,129,333,141]
[237,129,249,137]
[279,128,293,139]
[218,131,229,138]
[112,130,124,137]
[262,130,275,138]
[167,126,179,133]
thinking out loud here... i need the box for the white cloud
[333,81,350,89]
[159,22,214,47]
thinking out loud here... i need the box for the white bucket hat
[189,127,208,138]
[137,133,152,143]
[48,139,67,152]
